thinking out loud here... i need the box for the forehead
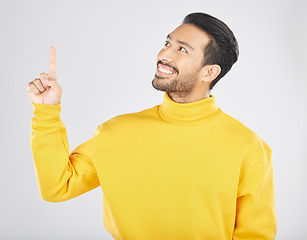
[168,24,211,50]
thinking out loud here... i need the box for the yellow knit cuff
[31,102,61,121]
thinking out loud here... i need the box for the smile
[159,65,174,74]
[156,63,177,77]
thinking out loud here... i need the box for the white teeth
[158,66,173,74]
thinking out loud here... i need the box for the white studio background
[0,0,306,239]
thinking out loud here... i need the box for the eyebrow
[167,34,195,51]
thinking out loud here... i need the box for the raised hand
[28,46,62,105]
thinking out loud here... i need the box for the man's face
[152,24,211,94]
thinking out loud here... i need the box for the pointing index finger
[49,46,57,74]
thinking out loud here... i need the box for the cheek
[177,59,197,72]
[185,56,203,70]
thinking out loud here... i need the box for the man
[28,13,277,239]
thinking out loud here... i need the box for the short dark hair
[183,12,239,90]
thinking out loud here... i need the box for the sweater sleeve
[30,103,101,202]
[233,140,277,239]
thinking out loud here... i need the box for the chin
[151,79,163,91]
[152,78,178,92]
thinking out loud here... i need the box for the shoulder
[96,105,160,131]
[218,111,271,154]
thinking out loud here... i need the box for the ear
[200,64,221,83]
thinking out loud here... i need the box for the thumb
[47,74,62,96]
[47,72,57,84]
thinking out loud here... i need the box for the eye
[179,47,187,53]
[164,41,170,47]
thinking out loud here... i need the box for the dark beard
[152,75,178,92]
[152,74,196,93]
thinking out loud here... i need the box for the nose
[157,47,174,64]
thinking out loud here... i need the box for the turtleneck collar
[158,92,221,126]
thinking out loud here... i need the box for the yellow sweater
[31,93,276,240]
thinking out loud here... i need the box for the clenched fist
[28,46,62,105]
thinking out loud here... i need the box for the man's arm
[233,140,277,239]
[29,47,100,202]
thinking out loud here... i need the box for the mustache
[157,60,179,74]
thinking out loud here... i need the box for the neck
[159,92,220,126]
[168,90,210,103]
